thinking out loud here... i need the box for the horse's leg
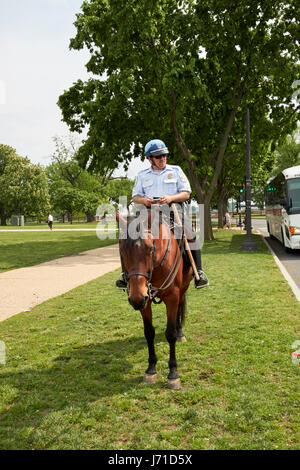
[165,294,182,390]
[176,294,187,343]
[141,302,157,383]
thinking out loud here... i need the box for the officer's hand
[144,197,154,207]
[159,195,172,205]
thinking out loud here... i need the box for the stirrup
[116,274,127,290]
[194,270,209,289]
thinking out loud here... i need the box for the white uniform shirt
[132,164,191,198]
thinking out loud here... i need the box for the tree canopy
[0,144,50,225]
[58,0,300,238]
[47,135,134,220]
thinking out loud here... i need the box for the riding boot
[116,258,127,289]
[191,248,209,289]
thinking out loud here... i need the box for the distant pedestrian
[47,214,53,230]
[224,211,231,229]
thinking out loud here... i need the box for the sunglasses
[153,154,167,160]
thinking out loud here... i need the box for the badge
[168,172,174,179]
[144,179,150,185]
[180,173,186,181]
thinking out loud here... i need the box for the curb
[261,236,300,303]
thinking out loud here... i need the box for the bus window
[265,173,286,206]
[287,179,300,213]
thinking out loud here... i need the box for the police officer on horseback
[116,139,209,290]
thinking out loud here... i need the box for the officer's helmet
[144,139,169,157]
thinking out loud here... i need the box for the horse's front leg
[165,294,181,390]
[141,302,157,383]
[176,292,187,342]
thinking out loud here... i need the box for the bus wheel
[282,228,292,253]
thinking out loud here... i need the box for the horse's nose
[128,295,149,311]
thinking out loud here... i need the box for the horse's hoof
[167,378,182,390]
[143,373,157,384]
[177,335,187,343]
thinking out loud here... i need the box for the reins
[148,235,184,304]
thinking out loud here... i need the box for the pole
[171,203,200,281]
[241,108,258,251]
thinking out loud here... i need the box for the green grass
[0,230,299,450]
[0,231,118,273]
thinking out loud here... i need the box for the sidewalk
[0,244,121,322]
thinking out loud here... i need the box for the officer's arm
[133,195,154,207]
[159,191,190,205]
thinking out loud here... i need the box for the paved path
[0,244,121,322]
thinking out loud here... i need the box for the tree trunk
[217,194,228,228]
[86,213,95,222]
[0,207,7,226]
[204,201,213,241]
[170,83,246,241]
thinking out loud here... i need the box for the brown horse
[116,206,193,390]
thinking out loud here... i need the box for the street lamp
[241,108,258,251]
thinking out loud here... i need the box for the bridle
[123,224,184,304]
[125,231,155,283]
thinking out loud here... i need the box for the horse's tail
[178,293,187,327]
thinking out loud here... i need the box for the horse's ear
[116,211,128,230]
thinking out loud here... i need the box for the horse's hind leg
[176,297,187,343]
[141,303,157,383]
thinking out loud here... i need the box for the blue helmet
[144,139,169,157]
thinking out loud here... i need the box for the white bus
[265,165,300,251]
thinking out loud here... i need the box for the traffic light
[238,186,244,202]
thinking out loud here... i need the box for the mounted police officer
[116,139,209,289]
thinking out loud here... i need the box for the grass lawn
[0,230,299,450]
[0,231,118,273]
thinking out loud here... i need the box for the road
[252,218,300,291]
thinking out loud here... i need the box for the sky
[0,0,149,178]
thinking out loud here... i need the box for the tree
[272,135,300,175]
[58,0,300,239]
[0,144,17,225]
[0,145,50,225]
[48,135,107,221]
[105,178,135,208]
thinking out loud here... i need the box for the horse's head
[117,211,155,310]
